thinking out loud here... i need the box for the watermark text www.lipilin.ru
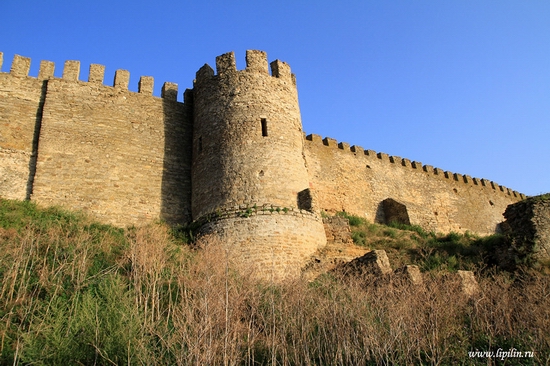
[468,348,534,360]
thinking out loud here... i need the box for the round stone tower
[192,50,326,279]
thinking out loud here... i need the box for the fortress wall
[305,134,524,235]
[0,54,52,200]
[31,61,192,226]
[1,49,528,243]
[200,211,327,280]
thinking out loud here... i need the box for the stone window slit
[261,118,268,137]
[198,136,203,153]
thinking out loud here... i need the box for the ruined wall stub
[503,195,550,262]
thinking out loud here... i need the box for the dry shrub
[126,224,172,323]
[2,220,550,364]
[124,233,259,365]
[469,273,550,358]
[181,236,265,365]
[273,273,472,365]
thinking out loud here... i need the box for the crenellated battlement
[194,50,296,85]
[245,50,269,74]
[304,134,525,200]
[9,54,32,78]
[0,53,185,102]
[62,60,80,81]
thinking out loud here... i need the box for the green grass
[387,221,433,239]
[0,198,81,231]
[336,211,366,226]
[333,211,515,273]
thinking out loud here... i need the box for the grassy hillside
[0,198,549,365]
[336,211,512,272]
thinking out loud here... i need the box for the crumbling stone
[323,216,353,245]
[394,264,423,285]
[457,270,480,297]
[343,249,392,277]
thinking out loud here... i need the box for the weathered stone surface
[344,249,393,277]
[457,270,480,297]
[191,50,326,278]
[201,213,326,280]
[192,50,309,219]
[304,138,523,235]
[394,264,423,285]
[323,216,353,245]
[0,50,524,236]
[0,56,47,201]
[33,78,192,227]
[0,54,192,226]
[503,194,550,263]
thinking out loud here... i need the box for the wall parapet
[304,133,525,199]
[0,52,186,102]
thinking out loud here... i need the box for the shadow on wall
[25,80,48,200]
[298,188,313,211]
[376,198,411,225]
[160,88,193,226]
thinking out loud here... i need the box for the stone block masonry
[304,134,524,235]
[0,54,48,201]
[0,53,193,227]
[191,50,327,277]
[192,51,308,220]
[323,216,354,245]
[0,50,527,277]
[200,209,327,280]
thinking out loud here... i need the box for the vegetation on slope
[336,211,517,273]
[0,198,549,365]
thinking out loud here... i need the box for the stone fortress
[0,50,525,276]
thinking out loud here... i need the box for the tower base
[198,212,327,281]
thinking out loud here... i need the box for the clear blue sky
[1,1,549,196]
